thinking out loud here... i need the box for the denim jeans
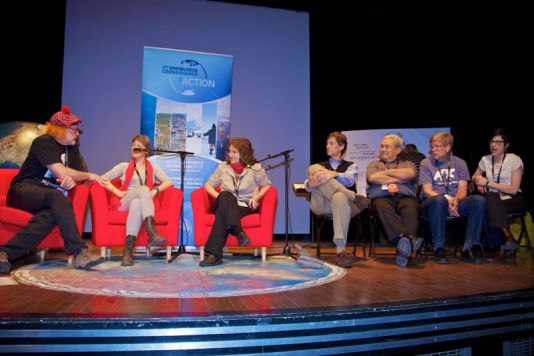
[421,195,486,249]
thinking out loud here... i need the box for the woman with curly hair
[200,137,272,266]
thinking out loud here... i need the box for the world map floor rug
[11,254,345,298]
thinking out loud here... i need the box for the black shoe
[336,252,353,268]
[0,251,11,274]
[409,235,424,254]
[74,248,105,270]
[199,254,222,267]
[434,247,448,264]
[353,195,371,213]
[237,232,250,247]
[462,246,483,264]
[396,237,412,267]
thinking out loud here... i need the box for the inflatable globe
[0,121,43,168]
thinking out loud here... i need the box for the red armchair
[0,168,90,263]
[191,186,277,262]
[89,180,182,261]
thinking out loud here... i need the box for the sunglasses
[132,147,147,152]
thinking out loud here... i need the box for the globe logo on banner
[165,59,212,101]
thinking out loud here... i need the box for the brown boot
[144,216,167,248]
[121,235,137,266]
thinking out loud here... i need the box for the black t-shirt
[11,134,86,190]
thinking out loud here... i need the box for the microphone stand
[257,149,294,255]
[153,149,195,263]
[282,151,291,254]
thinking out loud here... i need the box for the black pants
[372,195,419,242]
[0,182,85,261]
[204,191,253,259]
[486,192,527,229]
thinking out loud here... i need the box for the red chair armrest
[159,186,183,214]
[69,184,90,233]
[191,187,212,228]
[259,186,277,229]
[89,182,111,227]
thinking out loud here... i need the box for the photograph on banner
[343,127,449,196]
[141,47,233,246]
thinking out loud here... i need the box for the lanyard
[64,146,69,168]
[232,175,244,198]
[491,153,506,183]
[435,159,451,193]
[134,166,147,186]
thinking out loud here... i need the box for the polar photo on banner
[344,127,449,196]
[141,47,234,246]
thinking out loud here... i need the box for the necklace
[491,153,506,183]
[134,165,147,186]
[435,158,451,194]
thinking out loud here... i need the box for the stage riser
[1,297,533,353]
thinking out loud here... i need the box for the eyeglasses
[489,140,505,145]
[67,126,82,134]
[132,147,147,152]
[430,144,445,149]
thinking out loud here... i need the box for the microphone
[152,149,194,155]
[257,148,295,163]
[267,149,294,159]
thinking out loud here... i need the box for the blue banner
[141,47,233,246]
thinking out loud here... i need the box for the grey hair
[383,134,404,148]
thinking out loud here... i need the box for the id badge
[237,200,249,207]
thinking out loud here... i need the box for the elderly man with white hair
[366,134,423,267]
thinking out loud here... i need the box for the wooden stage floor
[1,240,533,354]
[1,240,533,317]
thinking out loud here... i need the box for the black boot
[121,235,137,266]
[0,251,11,274]
[237,231,250,247]
[144,216,167,248]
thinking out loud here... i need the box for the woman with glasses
[472,128,526,254]
[99,134,173,266]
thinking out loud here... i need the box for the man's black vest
[319,159,357,192]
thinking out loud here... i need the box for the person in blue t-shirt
[419,132,486,264]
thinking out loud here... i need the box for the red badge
[387,184,399,194]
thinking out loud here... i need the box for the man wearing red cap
[0,106,104,273]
